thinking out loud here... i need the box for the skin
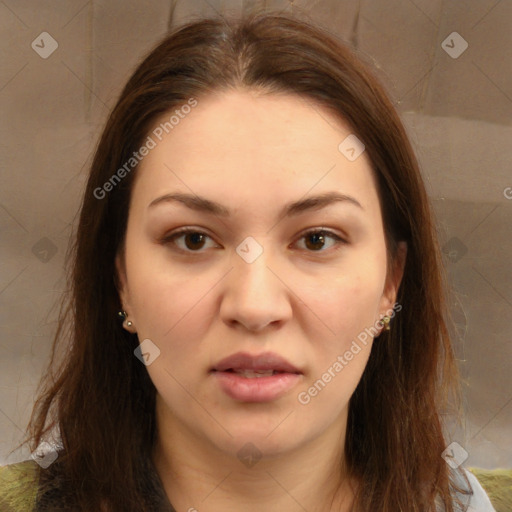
[116,89,407,512]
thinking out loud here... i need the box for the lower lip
[212,371,302,402]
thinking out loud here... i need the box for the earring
[381,315,391,331]
[118,310,133,328]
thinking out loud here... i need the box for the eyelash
[160,227,347,255]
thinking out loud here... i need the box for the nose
[219,243,293,332]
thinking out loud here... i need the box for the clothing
[447,467,497,512]
[0,452,175,512]
[464,470,496,511]
[0,454,498,511]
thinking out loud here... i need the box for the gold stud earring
[381,315,391,331]
[118,310,133,328]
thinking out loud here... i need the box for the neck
[152,404,356,512]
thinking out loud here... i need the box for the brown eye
[161,229,217,253]
[297,229,346,252]
[305,231,326,251]
[182,232,206,250]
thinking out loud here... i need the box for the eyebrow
[148,191,364,217]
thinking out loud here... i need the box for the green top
[0,460,38,511]
[0,456,175,511]
[1,458,509,511]
[467,468,512,512]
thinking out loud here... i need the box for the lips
[210,352,303,402]
[211,351,302,374]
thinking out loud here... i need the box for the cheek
[125,240,208,333]
[295,270,381,415]
[124,257,218,377]
[305,264,384,349]
[128,265,217,410]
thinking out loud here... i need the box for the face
[116,89,406,461]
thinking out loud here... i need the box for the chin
[208,422,303,457]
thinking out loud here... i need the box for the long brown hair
[21,10,467,511]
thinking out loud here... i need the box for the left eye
[296,229,346,252]
[161,228,345,253]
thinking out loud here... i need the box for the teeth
[233,369,276,378]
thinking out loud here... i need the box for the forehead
[131,89,380,215]
[147,89,356,161]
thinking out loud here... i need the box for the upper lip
[211,352,302,373]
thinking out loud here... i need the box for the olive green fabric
[0,454,176,511]
[469,467,512,512]
[0,459,39,511]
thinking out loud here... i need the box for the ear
[114,250,130,312]
[380,241,407,314]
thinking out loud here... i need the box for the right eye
[160,228,220,253]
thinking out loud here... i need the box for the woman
[0,10,496,512]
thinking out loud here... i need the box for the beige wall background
[1,0,511,468]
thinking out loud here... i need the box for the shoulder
[463,468,496,511]
[2,452,174,512]
[0,459,41,512]
[436,467,499,512]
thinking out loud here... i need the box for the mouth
[218,369,289,378]
[210,352,303,402]
[211,351,302,375]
